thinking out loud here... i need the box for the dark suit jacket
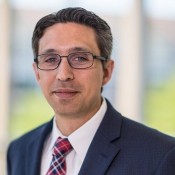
[7,100,175,175]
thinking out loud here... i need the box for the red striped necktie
[46,137,73,175]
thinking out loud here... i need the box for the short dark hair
[32,7,113,59]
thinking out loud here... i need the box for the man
[7,7,175,175]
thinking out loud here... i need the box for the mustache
[51,82,82,91]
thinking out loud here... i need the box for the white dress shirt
[41,99,107,175]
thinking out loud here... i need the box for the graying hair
[32,7,113,59]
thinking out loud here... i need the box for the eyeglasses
[34,52,107,70]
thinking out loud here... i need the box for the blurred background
[1,0,175,174]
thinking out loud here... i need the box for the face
[33,22,114,120]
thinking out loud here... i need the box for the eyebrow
[68,47,90,53]
[40,49,57,54]
[40,47,91,55]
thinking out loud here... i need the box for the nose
[56,58,74,81]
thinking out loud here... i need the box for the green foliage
[145,77,175,136]
[9,90,53,140]
[10,77,175,140]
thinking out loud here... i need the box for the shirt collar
[49,98,107,162]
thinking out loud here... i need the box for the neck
[55,97,103,136]
[55,115,93,136]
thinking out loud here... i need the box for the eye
[70,53,90,64]
[41,55,60,64]
[44,55,59,63]
[75,56,89,62]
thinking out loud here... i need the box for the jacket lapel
[26,119,53,175]
[79,100,123,175]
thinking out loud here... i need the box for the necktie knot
[53,137,73,157]
[46,137,73,175]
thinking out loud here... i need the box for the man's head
[32,7,113,60]
[32,7,114,122]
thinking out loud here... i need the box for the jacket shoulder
[122,116,175,145]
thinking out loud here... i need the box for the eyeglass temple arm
[93,56,107,61]
[34,58,38,63]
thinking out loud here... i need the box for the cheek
[38,73,54,92]
[83,70,104,93]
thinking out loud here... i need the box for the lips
[52,88,79,99]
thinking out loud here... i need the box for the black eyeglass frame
[34,52,107,70]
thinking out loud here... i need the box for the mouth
[52,88,79,99]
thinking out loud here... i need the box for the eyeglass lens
[37,52,94,70]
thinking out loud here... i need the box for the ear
[102,59,114,86]
[32,62,40,83]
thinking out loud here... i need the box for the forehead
[38,22,100,55]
